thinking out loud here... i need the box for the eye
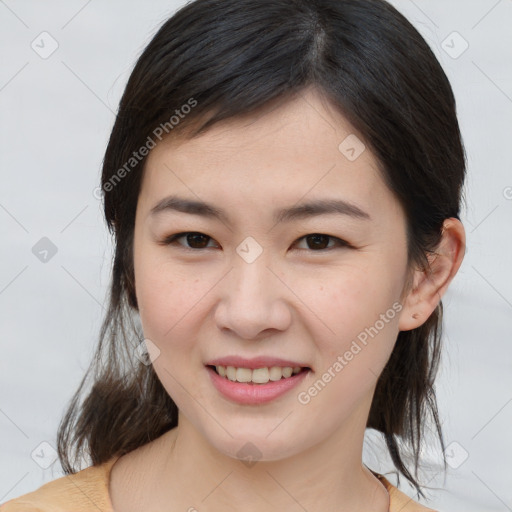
[160,232,219,251]
[160,231,351,253]
[293,233,351,251]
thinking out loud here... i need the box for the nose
[214,252,292,340]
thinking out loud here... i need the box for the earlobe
[398,218,466,331]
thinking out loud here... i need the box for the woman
[1,0,466,510]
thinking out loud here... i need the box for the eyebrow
[149,195,371,224]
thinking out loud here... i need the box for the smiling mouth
[207,365,310,385]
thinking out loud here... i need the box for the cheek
[312,259,405,374]
[134,246,208,346]
[138,276,202,342]
[296,270,403,419]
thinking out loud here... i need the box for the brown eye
[161,232,218,250]
[295,234,351,251]
[184,233,211,249]
[305,234,330,250]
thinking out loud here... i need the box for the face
[133,88,411,461]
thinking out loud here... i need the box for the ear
[398,218,466,331]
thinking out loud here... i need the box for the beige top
[0,456,438,511]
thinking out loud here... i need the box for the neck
[148,413,389,512]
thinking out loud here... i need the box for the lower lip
[206,366,309,405]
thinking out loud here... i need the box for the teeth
[226,366,237,381]
[214,365,304,384]
[282,367,293,378]
[252,367,269,383]
[269,366,282,381]
[236,367,252,382]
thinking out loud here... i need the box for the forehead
[138,89,396,220]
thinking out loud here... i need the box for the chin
[204,426,314,464]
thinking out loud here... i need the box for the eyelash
[159,232,353,253]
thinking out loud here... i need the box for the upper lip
[206,356,310,369]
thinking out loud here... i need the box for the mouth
[206,364,311,385]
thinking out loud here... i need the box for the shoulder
[377,474,440,512]
[0,456,120,512]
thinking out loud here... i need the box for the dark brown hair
[57,0,466,498]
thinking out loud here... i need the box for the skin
[109,87,465,511]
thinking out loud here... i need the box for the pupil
[188,233,209,248]
[308,234,328,250]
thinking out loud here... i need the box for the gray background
[1,1,511,510]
